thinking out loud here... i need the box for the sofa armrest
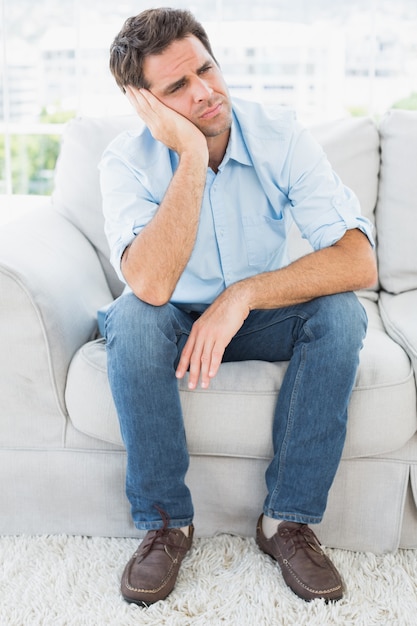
[379,290,417,380]
[0,205,113,446]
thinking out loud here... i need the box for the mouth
[200,102,223,120]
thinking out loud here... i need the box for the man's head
[109,8,232,153]
[109,8,218,92]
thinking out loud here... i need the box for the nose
[192,77,213,102]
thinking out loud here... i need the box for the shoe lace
[282,524,323,555]
[139,506,189,559]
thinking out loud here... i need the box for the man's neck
[207,128,231,173]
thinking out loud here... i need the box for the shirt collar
[218,111,252,171]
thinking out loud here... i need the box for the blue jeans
[105,291,367,530]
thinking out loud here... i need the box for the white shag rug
[0,534,416,626]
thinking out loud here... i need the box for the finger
[136,87,155,105]
[124,85,136,106]
[125,86,155,119]
[208,345,224,380]
[199,343,224,389]
[134,88,162,116]
[175,335,195,381]
[125,85,145,113]
[187,340,205,390]
[199,341,216,389]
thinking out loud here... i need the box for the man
[100,7,377,606]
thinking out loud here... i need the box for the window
[1,0,417,196]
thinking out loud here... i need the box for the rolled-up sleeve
[285,126,375,250]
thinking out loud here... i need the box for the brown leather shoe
[256,515,343,602]
[121,525,194,606]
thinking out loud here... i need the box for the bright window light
[1,0,416,196]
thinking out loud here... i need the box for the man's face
[142,36,232,140]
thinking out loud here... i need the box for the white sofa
[0,109,416,554]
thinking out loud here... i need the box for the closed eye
[198,63,213,75]
[165,63,213,95]
[169,80,186,94]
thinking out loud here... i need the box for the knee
[104,293,173,348]
[334,292,367,339]
[310,292,368,349]
[105,293,147,337]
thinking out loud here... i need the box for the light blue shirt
[100,98,374,311]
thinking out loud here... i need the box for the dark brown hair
[109,8,217,92]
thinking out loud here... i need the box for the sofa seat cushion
[65,298,416,460]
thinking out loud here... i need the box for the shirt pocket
[242,213,285,267]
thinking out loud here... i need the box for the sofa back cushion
[52,115,141,298]
[377,109,417,294]
[52,111,379,298]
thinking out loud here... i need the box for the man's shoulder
[103,123,168,168]
[232,97,298,140]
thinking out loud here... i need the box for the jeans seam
[269,341,308,509]
[235,311,310,339]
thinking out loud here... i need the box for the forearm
[121,151,207,305]
[120,86,211,304]
[227,229,377,312]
